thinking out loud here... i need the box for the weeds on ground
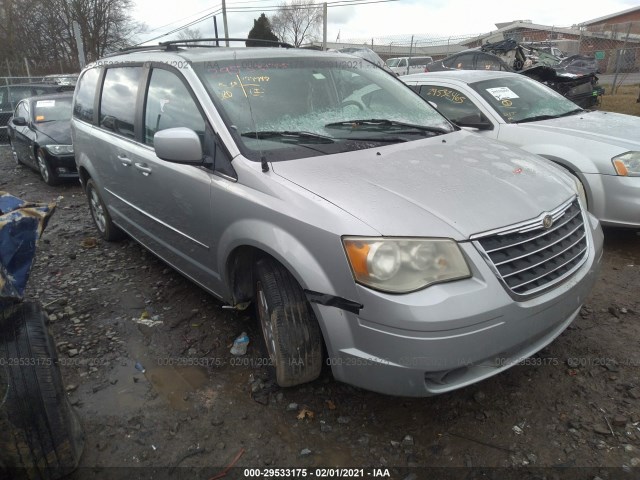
[597,84,640,116]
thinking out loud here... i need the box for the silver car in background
[403,70,640,228]
[72,45,602,396]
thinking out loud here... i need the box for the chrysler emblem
[542,215,554,229]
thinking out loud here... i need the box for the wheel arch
[517,144,597,208]
[221,221,338,307]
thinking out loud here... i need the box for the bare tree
[0,0,145,76]
[270,0,322,47]
[177,27,202,40]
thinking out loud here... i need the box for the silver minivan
[72,42,602,396]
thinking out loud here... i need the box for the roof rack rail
[105,38,294,57]
[159,38,294,49]
[102,44,179,57]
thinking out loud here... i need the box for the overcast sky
[133,0,638,45]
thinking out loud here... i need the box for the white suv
[386,56,433,76]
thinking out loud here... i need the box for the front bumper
[316,212,603,397]
[585,173,640,228]
[47,152,78,178]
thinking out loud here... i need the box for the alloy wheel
[256,281,277,362]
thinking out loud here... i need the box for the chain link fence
[327,21,640,91]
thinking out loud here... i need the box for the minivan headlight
[44,144,74,155]
[612,152,640,176]
[343,237,471,293]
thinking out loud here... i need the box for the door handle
[117,154,132,166]
[134,162,152,176]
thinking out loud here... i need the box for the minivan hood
[271,131,574,239]
[516,111,640,149]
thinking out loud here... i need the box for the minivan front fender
[219,219,353,306]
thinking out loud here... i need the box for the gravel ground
[2,146,640,479]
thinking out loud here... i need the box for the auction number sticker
[486,87,519,101]
[36,100,56,108]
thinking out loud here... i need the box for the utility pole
[221,0,229,47]
[73,21,86,69]
[213,16,219,46]
[322,2,327,51]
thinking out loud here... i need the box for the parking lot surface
[1,147,639,476]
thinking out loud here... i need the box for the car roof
[94,46,342,66]
[403,70,523,83]
[5,83,63,88]
[28,92,74,103]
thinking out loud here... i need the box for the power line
[135,9,223,46]
[226,0,398,12]
[134,0,398,47]
[142,3,222,35]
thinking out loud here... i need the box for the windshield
[386,58,401,67]
[194,55,453,161]
[470,76,582,123]
[33,97,72,123]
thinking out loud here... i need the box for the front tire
[86,179,124,241]
[255,257,323,387]
[37,149,58,186]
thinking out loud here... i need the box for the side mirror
[154,127,203,163]
[453,114,494,131]
[101,115,116,131]
[12,116,27,126]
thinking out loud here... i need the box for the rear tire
[255,257,323,387]
[0,302,84,479]
[86,179,125,241]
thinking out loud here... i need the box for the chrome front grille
[473,198,588,297]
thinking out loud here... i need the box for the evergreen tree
[246,13,279,47]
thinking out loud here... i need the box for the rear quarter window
[74,68,100,123]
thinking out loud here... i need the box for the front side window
[144,68,206,146]
[477,54,505,71]
[74,67,100,123]
[444,53,474,70]
[100,66,142,139]
[194,55,453,162]
[418,85,483,125]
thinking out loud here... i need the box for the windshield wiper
[515,109,583,124]
[241,130,335,143]
[325,119,449,135]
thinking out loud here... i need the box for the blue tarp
[0,192,55,306]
